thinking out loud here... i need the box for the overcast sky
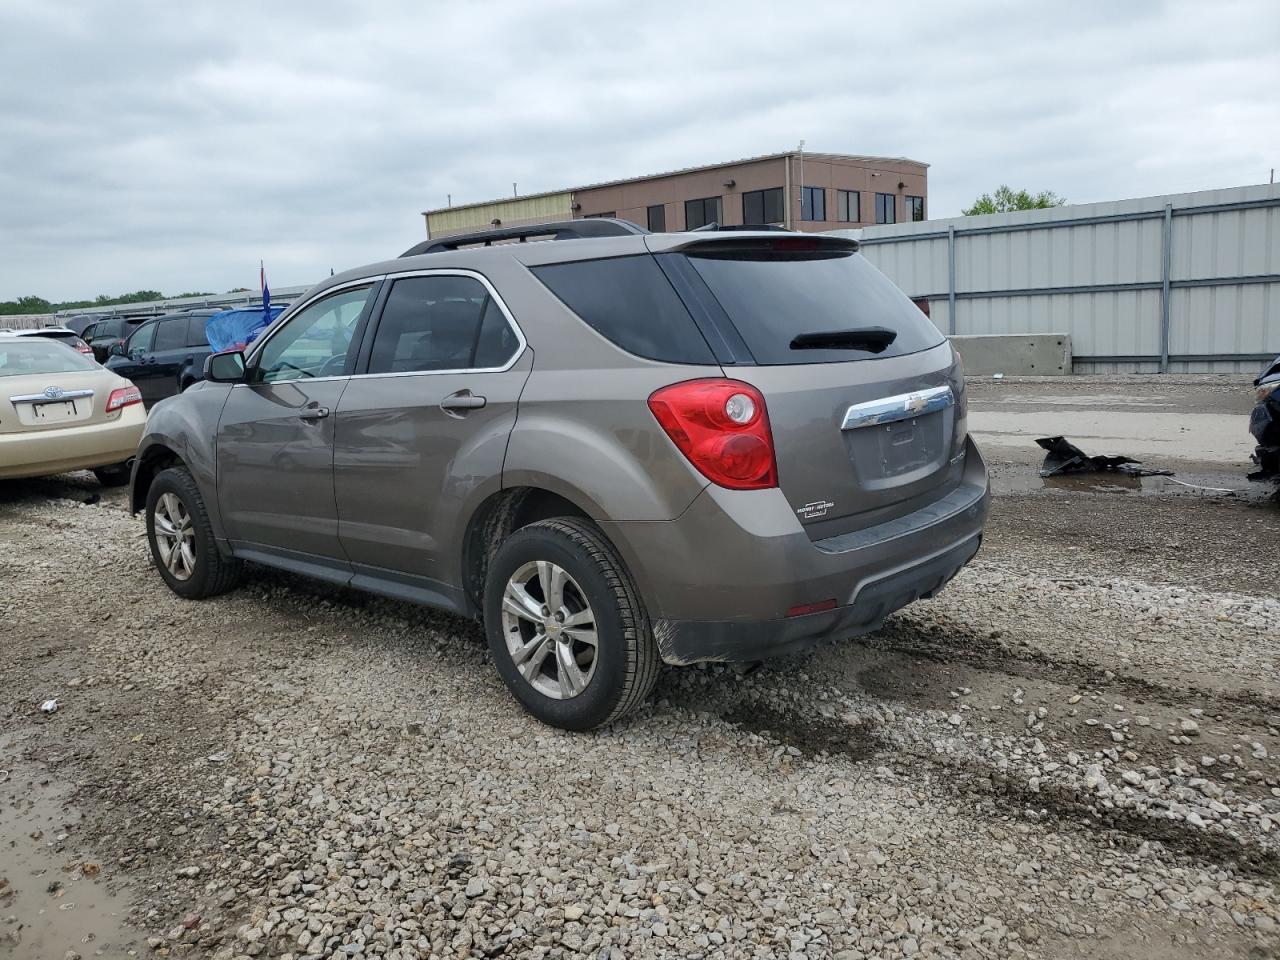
[1,0,1277,302]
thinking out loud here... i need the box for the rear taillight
[647,379,777,490]
[76,343,93,355]
[105,385,142,412]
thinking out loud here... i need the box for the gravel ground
[2,375,1279,960]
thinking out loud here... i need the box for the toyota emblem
[43,386,65,400]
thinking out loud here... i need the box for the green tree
[963,185,1065,216]
[0,295,53,315]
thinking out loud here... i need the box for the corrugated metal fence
[836,183,1280,373]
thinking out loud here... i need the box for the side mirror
[109,341,126,357]
[204,350,246,383]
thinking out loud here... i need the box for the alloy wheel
[500,560,598,700]
[153,492,196,581]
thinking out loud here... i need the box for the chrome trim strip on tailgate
[841,385,953,430]
[9,389,95,404]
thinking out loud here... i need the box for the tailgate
[730,344,963,533]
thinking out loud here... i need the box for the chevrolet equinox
[130,219,989,730]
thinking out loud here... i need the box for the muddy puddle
[0,747,137,959]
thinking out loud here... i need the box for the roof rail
[402,218,647,258]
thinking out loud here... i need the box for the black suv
[105,310,219,404]
[80,315,153,363]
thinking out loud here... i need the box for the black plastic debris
[1035,436,1174,478]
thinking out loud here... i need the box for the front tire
[145,466,242,599]
[483,517,659,731]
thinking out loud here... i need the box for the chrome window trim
[10,388,95,403]
[241,269,527,385]
[352,268,528,380]
[245,276,385,371]
[841,385,954,430]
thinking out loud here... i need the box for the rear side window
[531,255,714,364]
[367,275,520,374]
[683,242,945,365]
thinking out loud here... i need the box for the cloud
[1,0,1277,300]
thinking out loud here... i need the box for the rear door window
[682,239,945,365]
[186,316,210,347]
[531,255,714,364]
[365,275,521,374]
[153,318,186,352]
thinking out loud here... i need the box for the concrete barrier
[949,333,1072,376]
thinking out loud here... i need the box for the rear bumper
[653,532,981,664]
[601,436,989,665]
[0,406,145,479]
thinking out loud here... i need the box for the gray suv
[131,220,988,730]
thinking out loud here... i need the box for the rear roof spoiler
[402,218,647,257]
[669,234,860,254]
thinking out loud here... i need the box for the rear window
[0,340,99,377]
[684,242,945,365]
[531,255,715,365]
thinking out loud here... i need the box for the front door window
[254,285,373,382]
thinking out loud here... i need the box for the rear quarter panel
[493,262,715,521]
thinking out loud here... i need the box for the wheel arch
[460,486,594,617]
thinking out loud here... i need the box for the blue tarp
[205,305,285,354]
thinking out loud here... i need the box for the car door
[181,315,212,387]
[147,316,189,400]
[333,271,531,607]
[215,282,378,571]
[109,320,159,401]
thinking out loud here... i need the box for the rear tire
[483,517,659,731]
[93,461,132,487]
[145,466,242,599]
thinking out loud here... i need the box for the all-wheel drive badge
[796,499,835,520]
[43,386,65,399]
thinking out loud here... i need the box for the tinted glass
[684,197,721,230]
[743,189,783,225]
[153,318,187,351]
[128,322,157,352]
[801,186,825,221]
[256,285,372,382]
[876,192,895,224]
[0,339,99,377]
[474,297,521,368]
[532,255,714,364]
[186,316,209,347]
[367,276,519,374]
[908,196,925,221]
[647,204,666,232]
[684,242,944,365]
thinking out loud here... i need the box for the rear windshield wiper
[789,327,897,353]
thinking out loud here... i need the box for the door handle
[297,406,330,421]
[440,390,486,416]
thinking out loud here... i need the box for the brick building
[423,151,928,238]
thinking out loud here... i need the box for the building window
[647,204,666,232]
[800,186,826,222]
[907,196,925,221]
[875,192,896,224]
[742,187,784,225]
[684,196,722,230]
[837,190,860,223]
[583,211,616,219]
